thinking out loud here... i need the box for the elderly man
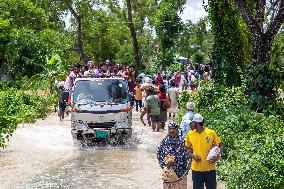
[180,102,195,139]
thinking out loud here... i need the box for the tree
[231,0,284,65]
[69,5,91,64]
[125,0,141,68]
[177,18,214,64]
[154,0,186,68]
[231,0,284,111]
[0,0,71,79]
[207,0,249,86]
[207,0,284,111]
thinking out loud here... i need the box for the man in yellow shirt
[185,113,223,189]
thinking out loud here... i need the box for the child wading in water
[57,82,69,121]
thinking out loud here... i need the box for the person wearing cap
[185,113,223,189]
[180,102,195,139]
[157,123,190,189]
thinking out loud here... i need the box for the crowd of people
[56,59,211,122]
[56,60,222,189]
[56,60,137,120]
[134,62,212,133]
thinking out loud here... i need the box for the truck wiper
[77,100,95,106]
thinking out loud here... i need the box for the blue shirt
[181,111,195,139]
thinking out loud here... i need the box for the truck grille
[87,122,116,129]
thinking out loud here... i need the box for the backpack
[162,98,171,110]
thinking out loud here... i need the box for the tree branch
[266,0,280,18]
[266,0,284,43]
[231,0,259,34]
[69,6,80,20]
[69,6,90,63]
[125,0,141,68]
[256,0,266,31]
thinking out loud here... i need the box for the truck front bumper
[71,128,132,140]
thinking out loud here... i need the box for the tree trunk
[232,0,284,65]
[126,0,141,68]
[69,6,90,64]
[251,32,272,65]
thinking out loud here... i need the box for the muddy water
[0,112,166,189]
[0,112,224,189]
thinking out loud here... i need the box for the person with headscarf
[157,123,190,189]
[180,102,195,139]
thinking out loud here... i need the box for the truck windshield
[73,79,129,104]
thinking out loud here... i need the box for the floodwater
[0,112,165,189]
[0,112,224,189]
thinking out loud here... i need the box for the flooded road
[0,112,224,189]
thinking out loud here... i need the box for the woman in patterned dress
[157,123,190,189]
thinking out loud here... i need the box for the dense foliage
[0,81,57,148]
[178,84,284,189]
[207,0,284,115]
[207,0,250,86]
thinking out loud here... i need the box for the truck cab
[70,78,132,142]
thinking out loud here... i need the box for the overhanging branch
[231,0,259,35]
[256,0,266,31]
[266,0,284,43]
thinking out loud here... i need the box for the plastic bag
[206,146,220,162]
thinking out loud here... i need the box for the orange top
[135,86,143,100]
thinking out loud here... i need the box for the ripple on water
[17,148,163,189]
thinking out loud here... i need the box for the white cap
[56,81,65,89]
[186,102,195,110]
[144,77,153,84]
[192,113,204,123]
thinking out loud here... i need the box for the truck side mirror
[129,92,135,106]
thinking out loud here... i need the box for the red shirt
[158,92,167,99]
[156,75,163,85]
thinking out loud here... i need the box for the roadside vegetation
[178,83,284,189]
[0,79,58,148]
[0,1,284,188]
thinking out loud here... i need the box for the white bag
[206,146,220,162]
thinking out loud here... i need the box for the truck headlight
[76,123,88,130]
[116,122,128,129]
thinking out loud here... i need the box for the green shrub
[0,81,8,91]
[0,87,56,148]
[178,82,284,189]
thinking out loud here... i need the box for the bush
[178,82,284,189]
[0,86,57,148]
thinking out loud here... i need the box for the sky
[65,0,208,29]
[180,0,208,23]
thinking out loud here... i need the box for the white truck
[70,78,132,143]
